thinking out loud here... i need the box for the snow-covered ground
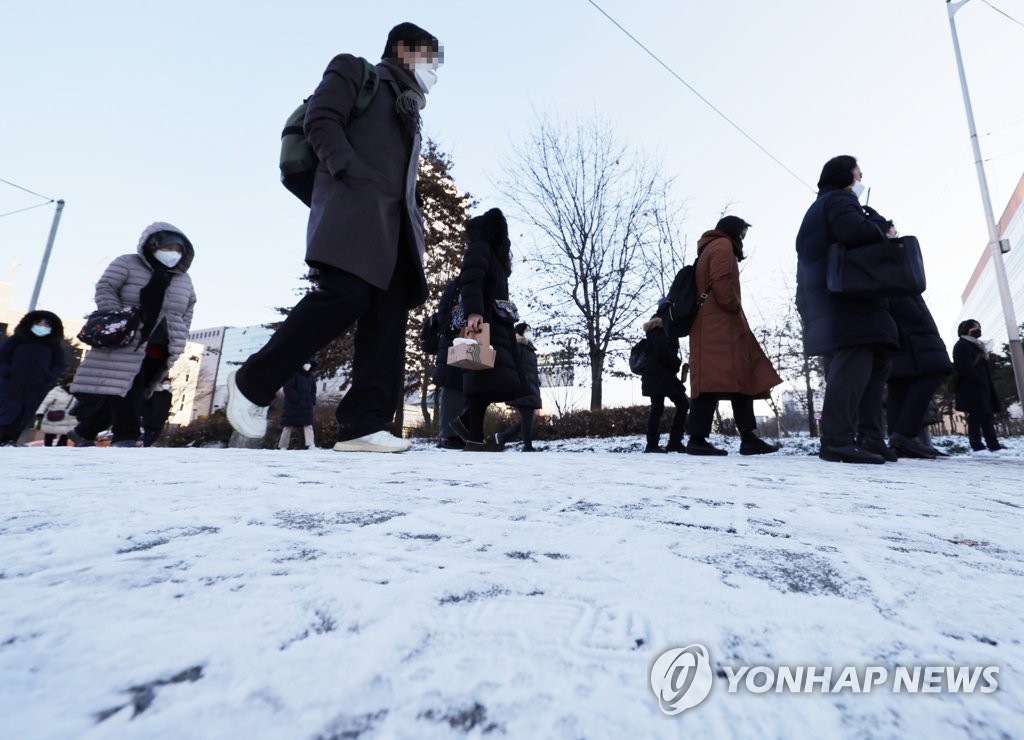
[1,435,1022,739]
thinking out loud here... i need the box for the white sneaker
[226,371,268,438]
[333,430,412,453]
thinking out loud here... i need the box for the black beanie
[817,155,858,191]
[382,22,440,59]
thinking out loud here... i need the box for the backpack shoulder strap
[353,58,380,115]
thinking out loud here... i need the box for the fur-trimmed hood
[13,310,64,343]
[643,316,664,333]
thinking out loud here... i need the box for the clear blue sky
[2,0,1023,344]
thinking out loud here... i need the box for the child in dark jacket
[639,316,689,453]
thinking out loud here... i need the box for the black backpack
[656,258,710,338]
[629,338,650,375]
[280,58,380,206]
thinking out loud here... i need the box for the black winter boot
[685,437,728,456]
[739,431,780,456]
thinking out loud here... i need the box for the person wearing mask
[141,378,174,447]
[36,374,77,446]
[953,320,1005,453]
[796,156,900,464]
[69,223,196,448]
[885,295,952,458]
[495,322,543,452]
[227,22,443,454]
[450,208,527,451]
[279,362,317,450]
[0,311,65,446]
[686,216,781,456]
[638,314,689,454]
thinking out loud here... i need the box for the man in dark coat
[451,208,527,451]
[495,322,543,452]
[428,279,466,449]
[953,319,1004,452]
[228,22,442,454]
[279,362,318,449]
[885,295,952,458]
[639,316,689,453]
[0,310,65,445]
[796,155,900,464]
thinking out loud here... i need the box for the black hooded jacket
[0,311,66,429]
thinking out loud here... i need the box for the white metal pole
[947,0,1024,408]
[27,199,65,312]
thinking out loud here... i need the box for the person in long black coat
[451,208,527,451]
[279,362,317,449]
[953,319,1004,452]
[796,155,900,464]
[429,279,465,449]
[0,310,65,445]
[495,322,543,452]
[885,295,953,458]
[639,316,689,453]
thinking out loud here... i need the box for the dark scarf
[138,259,174,346]
[379,58,426,136]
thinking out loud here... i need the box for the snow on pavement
[1,438,1022,739]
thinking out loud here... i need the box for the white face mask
[414,62,438,94]
[161,383,172,391]
[523,331,532,341]
[154,249,182,268]
[31,325,52,337]
[851,181,866,199]
[302,364,311,372]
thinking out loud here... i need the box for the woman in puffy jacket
[69,222,196,448]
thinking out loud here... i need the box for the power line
[0,201,54,219]
[981,0,1024,29]
[585,0,815,192]
[0,176,54,203]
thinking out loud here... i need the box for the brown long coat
[304,54,427,308]
[688,230,781,399]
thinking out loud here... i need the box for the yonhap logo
[650,644,714,715]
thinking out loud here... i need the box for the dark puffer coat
[0,311,66,431]
[953,337,1001,414]
[640,317,686,398]
[507,335,542,410]
[431,279,465,392]
[458,210,526,402]
[796,188,899,355]
[281,368,317,427]
[887,295,952,380]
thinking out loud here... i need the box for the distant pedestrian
[495,322,543,452]
[796,155,900,464]
[0,310,66,446]
[36,375,77,446]
[227,22,443,454]
[279,362,317,450]
[450,208,527,451]
[953,319,1004,453]
[141,379,173,447]
[885,295,952,458]
[687,216,781,456]
[428,279,465,449]
[69,222,197,448]
[638,315,689,454]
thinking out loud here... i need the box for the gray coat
[71,222,196,398]
[304,54,427,308]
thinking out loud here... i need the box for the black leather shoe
[686,439,728,456]
[859,437,898,462]
[739,437,780,455]
[463,439,505,452]
[889,433,938,459]
[664,441,687,453]
[644,445,667,454]
[819,444,885,464]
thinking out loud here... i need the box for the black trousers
[500,406,536,446]
[966,412,1000,451]
[74,356,166,443]
[821,345,890,449]
[44,433,69,447]
[886,374,946,438]
[236,262,411,442]
[687,393,755,439]
[647,392,689,446]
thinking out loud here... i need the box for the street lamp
[947,0,1024,408]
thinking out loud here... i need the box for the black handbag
[826,236,926,297]
[76,306,142,348]
[493,299,520,323]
